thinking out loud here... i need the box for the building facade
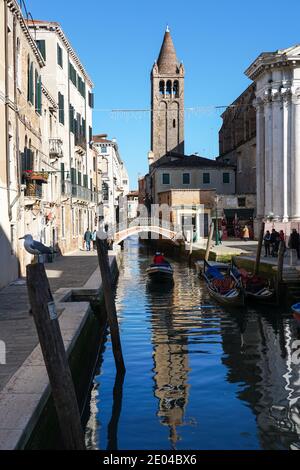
[27,19,99,253]
[245,45,300,233]
[93,135,129,228]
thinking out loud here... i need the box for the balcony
[62,180,99,204]
[24,181,43,200]
[49,138,63,159]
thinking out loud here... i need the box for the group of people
[83,228,97,251]
[263,228,300,258]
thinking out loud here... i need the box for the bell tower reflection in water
[147,278,191,447]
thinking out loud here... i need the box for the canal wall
[0,250,121,450]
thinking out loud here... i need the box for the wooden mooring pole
[96,237,126,374]
[276,240,286,303]
[205,222,214,262]
[254,221,265,275]
[26,263,86,450]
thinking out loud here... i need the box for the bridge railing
[105,217,183,239]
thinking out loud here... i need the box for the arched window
[159,80,164,95]
[173,80,179,97]
[166,80,172,95]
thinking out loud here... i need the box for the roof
[157,28,179,74]
[245,44,300,80]
[26,19,93,87]
[156,154,235,169]
[93,135,112,144]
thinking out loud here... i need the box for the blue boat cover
[206,266,224,280]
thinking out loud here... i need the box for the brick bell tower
[149,27,185,165]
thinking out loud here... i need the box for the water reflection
[146,283,190,448]
[84,237,300,450]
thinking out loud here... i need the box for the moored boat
[202,260,245,307]
[291,303,300,326]
[231,260,276,304]
[146,263,174,282]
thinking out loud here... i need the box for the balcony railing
[62,180,100,203]
[24,181,43,199]
[49,138,63,158]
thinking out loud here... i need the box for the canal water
[84,237,300,450]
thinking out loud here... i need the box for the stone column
[282,90,291,221]
[291,90,300,219]
[255,99,265,218]
[272,94,284,219]
[264,99,273,216]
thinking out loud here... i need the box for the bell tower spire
[150,27,185,165]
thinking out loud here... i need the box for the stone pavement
[0,249,99,393]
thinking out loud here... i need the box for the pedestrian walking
[270,229,280,257]
[92,229,97,250]
[84,228,92,251]
[288,228,300,259]
[242,225,249,242]
[263,230,271,257]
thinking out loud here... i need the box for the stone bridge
[107,217,185,245]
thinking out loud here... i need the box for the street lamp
[215,195,220,246]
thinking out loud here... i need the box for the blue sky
[28,0,300,189]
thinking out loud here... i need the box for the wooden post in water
[254,221,265,275]
[96,237,126,374]
[26,263,86,450]
[277,240,285,284]
[205,222,214,262]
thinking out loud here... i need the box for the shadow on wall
[0,224,20,289]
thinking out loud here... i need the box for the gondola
[230,260,276,304]
[146,263,174,282]
[291,303,300,326]
[202,260,245,307]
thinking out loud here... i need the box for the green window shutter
[35,69,38,111]
[28,62,34,104]
[162,173,170,184]
[58,92,65,125]
[78,171,82,186]
[69,104,74,133]
[38,76,42,114]
[83,175,88,188]
[27,57,30,101]
[71,168,76,184]
[36,40,46,61]
[57,44,63,68]
[90,178,93,190]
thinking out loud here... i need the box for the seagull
[19,234,53,262]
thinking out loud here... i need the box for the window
[162,173,170,184]
[182,173,190,185]
[57,44,63,68]
[27,57,34,104]
[102,182,109,201]
[89,126,93,148]
[36,40,46,61]
[238,197,246,207]
[159,80,164,95]
[166,80,172,95]
[77,75,86,98]
[173,119,176,128]
[35,71,42,114]
[173,80,179,97]
[101,146,107,154]
[223,172,230,184]
[69,62,77,86]
[58,92,64,125]
[203,172,210,184]
[88,92,94,108]
[69,104,75,133]
[123,179,128,185]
